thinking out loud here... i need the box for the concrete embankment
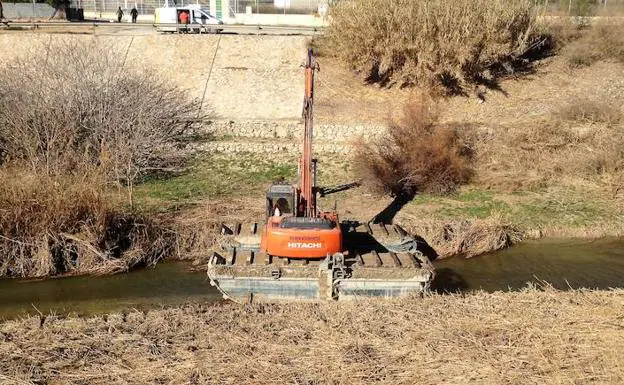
[0,33,307,121]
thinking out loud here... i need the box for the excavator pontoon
[207,49,435,302]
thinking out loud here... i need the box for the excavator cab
[265,184,296,218]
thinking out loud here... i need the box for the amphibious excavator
[207,49,434,302]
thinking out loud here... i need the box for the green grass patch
[133,155,296,211]
[408,186,620,230]
[409,189,511,219]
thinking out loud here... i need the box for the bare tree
[0,40,201,207]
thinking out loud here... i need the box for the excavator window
[275,198,290,215]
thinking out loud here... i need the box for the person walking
[130,6,138,23]
[116,6,123,23]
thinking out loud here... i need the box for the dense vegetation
[326,0,538,93]
[0,41,198,278]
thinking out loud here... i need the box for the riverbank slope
[1,29,623,278]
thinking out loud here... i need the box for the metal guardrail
[0,20,326,33]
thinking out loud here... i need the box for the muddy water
[1,238,623,319]
[0,262,222,320]
[433,237,624,292]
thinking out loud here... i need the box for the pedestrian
[130,6,138,23]
[273,203,281,217]
[116,6,123,23]
[0,0,4,21]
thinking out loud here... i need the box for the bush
[0,40,194,278]
[0,169,175,278]
[354,94,473,198]
[0,40,200,206]
[326,0,538,92]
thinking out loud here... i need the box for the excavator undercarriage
[208,221,434,302]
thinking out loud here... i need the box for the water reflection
[433,237,624,292]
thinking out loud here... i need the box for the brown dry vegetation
[403,215,524,259]
[0,41,199,278]
[326,0,538,93]
[562,19,624,68]
[0,169,176,278]
[354,94,473,198]
[1,288,622,384]
[472,98,624,191]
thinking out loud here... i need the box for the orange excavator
[207,49,434,302]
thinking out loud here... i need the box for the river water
[1,238,623,320]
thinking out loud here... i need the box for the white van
[155,5,223,33]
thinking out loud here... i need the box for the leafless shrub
[354,94,473,198]
[0,40,201,206]
[326,0,538,92]
[0,40,192,278]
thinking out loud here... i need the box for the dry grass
[0,169,176,278]
[562,19,624,68]
[326,0,538,92]
[354,94,473,198]
[471,97,624,191]
[402,215,523,259]
[555,97,623,125]
[0,288,622,384]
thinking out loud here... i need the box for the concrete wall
[2,3,56,19]
[230,13,326,26]
[0,33,307,120]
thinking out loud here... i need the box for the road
[0,21,324,36]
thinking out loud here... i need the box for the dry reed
[0,288,622,384]
[0,169,176,278]
[403,215,523,259]
[326,0,538,92]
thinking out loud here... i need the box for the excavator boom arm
[300,48,316,217]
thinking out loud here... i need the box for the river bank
[1,288,622,384]
[1,237,623,320]
[1,26,623,279]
